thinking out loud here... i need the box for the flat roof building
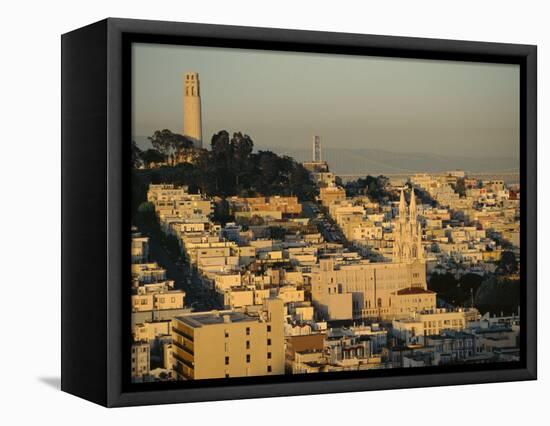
[172,298,285,380]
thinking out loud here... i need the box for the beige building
[133,320,172,342]
[312,190,430,320]
[392,308,477,344]
[132,290,186,312]
[147,184,212,222]
[343,220,383,242]
[131,341,150,381]
[131,235,149,263]
[311,258,428,320]
[223,287,255,309]
[311,171,336,188]
[276,286,305,304]
[172,298,285,380]
[319,186,346,207]
[389,287,436,317]
[229,196,302,216]
[214,272,242,291]
[132,262,167,284]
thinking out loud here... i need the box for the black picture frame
[61,17,537,407]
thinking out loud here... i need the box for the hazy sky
[132,42,519,160]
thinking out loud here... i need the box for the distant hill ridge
[133,136,517,175]
[261,146,518,175]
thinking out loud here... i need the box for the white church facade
[311,189,436,321]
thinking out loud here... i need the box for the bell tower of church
[393,188,423,263]
[183,72,203,149]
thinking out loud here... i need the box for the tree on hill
[231,132,254,187]
[453,177,466,197]
[148,129,194,156]
[131,140,143,168]
[474,275,520,315]
[498,251,518,275]
[344,175,391,201]
[231,132,253,162]
[457,273,484,307]
[140,149,165,168]
[428,272,460,305]
[459,273,484,296]
[212,197,233,225]
[132,129,317,202]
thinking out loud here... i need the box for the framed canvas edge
[98,18,536,407]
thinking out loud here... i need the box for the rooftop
[175,311,258,327]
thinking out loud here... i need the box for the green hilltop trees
[148,129,195,157]
[131,129,317,208]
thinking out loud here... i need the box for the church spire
[409,188,417,223]
[399,188,407,223]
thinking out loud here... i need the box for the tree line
[132,129,196,168]
[428,251,520,315]
[131,129,317,212]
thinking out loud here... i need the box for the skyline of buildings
[130,70,520,383]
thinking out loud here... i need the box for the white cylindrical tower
[183,72,202,149]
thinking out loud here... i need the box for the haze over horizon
[132,42,520,172]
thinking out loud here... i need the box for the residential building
[172,299,285,380]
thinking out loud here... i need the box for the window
[267,339,271,346]
[246,354,250,363]
[267,352,271,359]
[225,356,229,365]
[224,330,229,338]
[267,366,272,373]
[246,341,250,349]
[246,327,250,336]
[267,325,271,333]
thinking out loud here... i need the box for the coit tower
[183,71,202,149]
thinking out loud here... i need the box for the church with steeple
[393,188,424,263]
[311,187,436,321]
